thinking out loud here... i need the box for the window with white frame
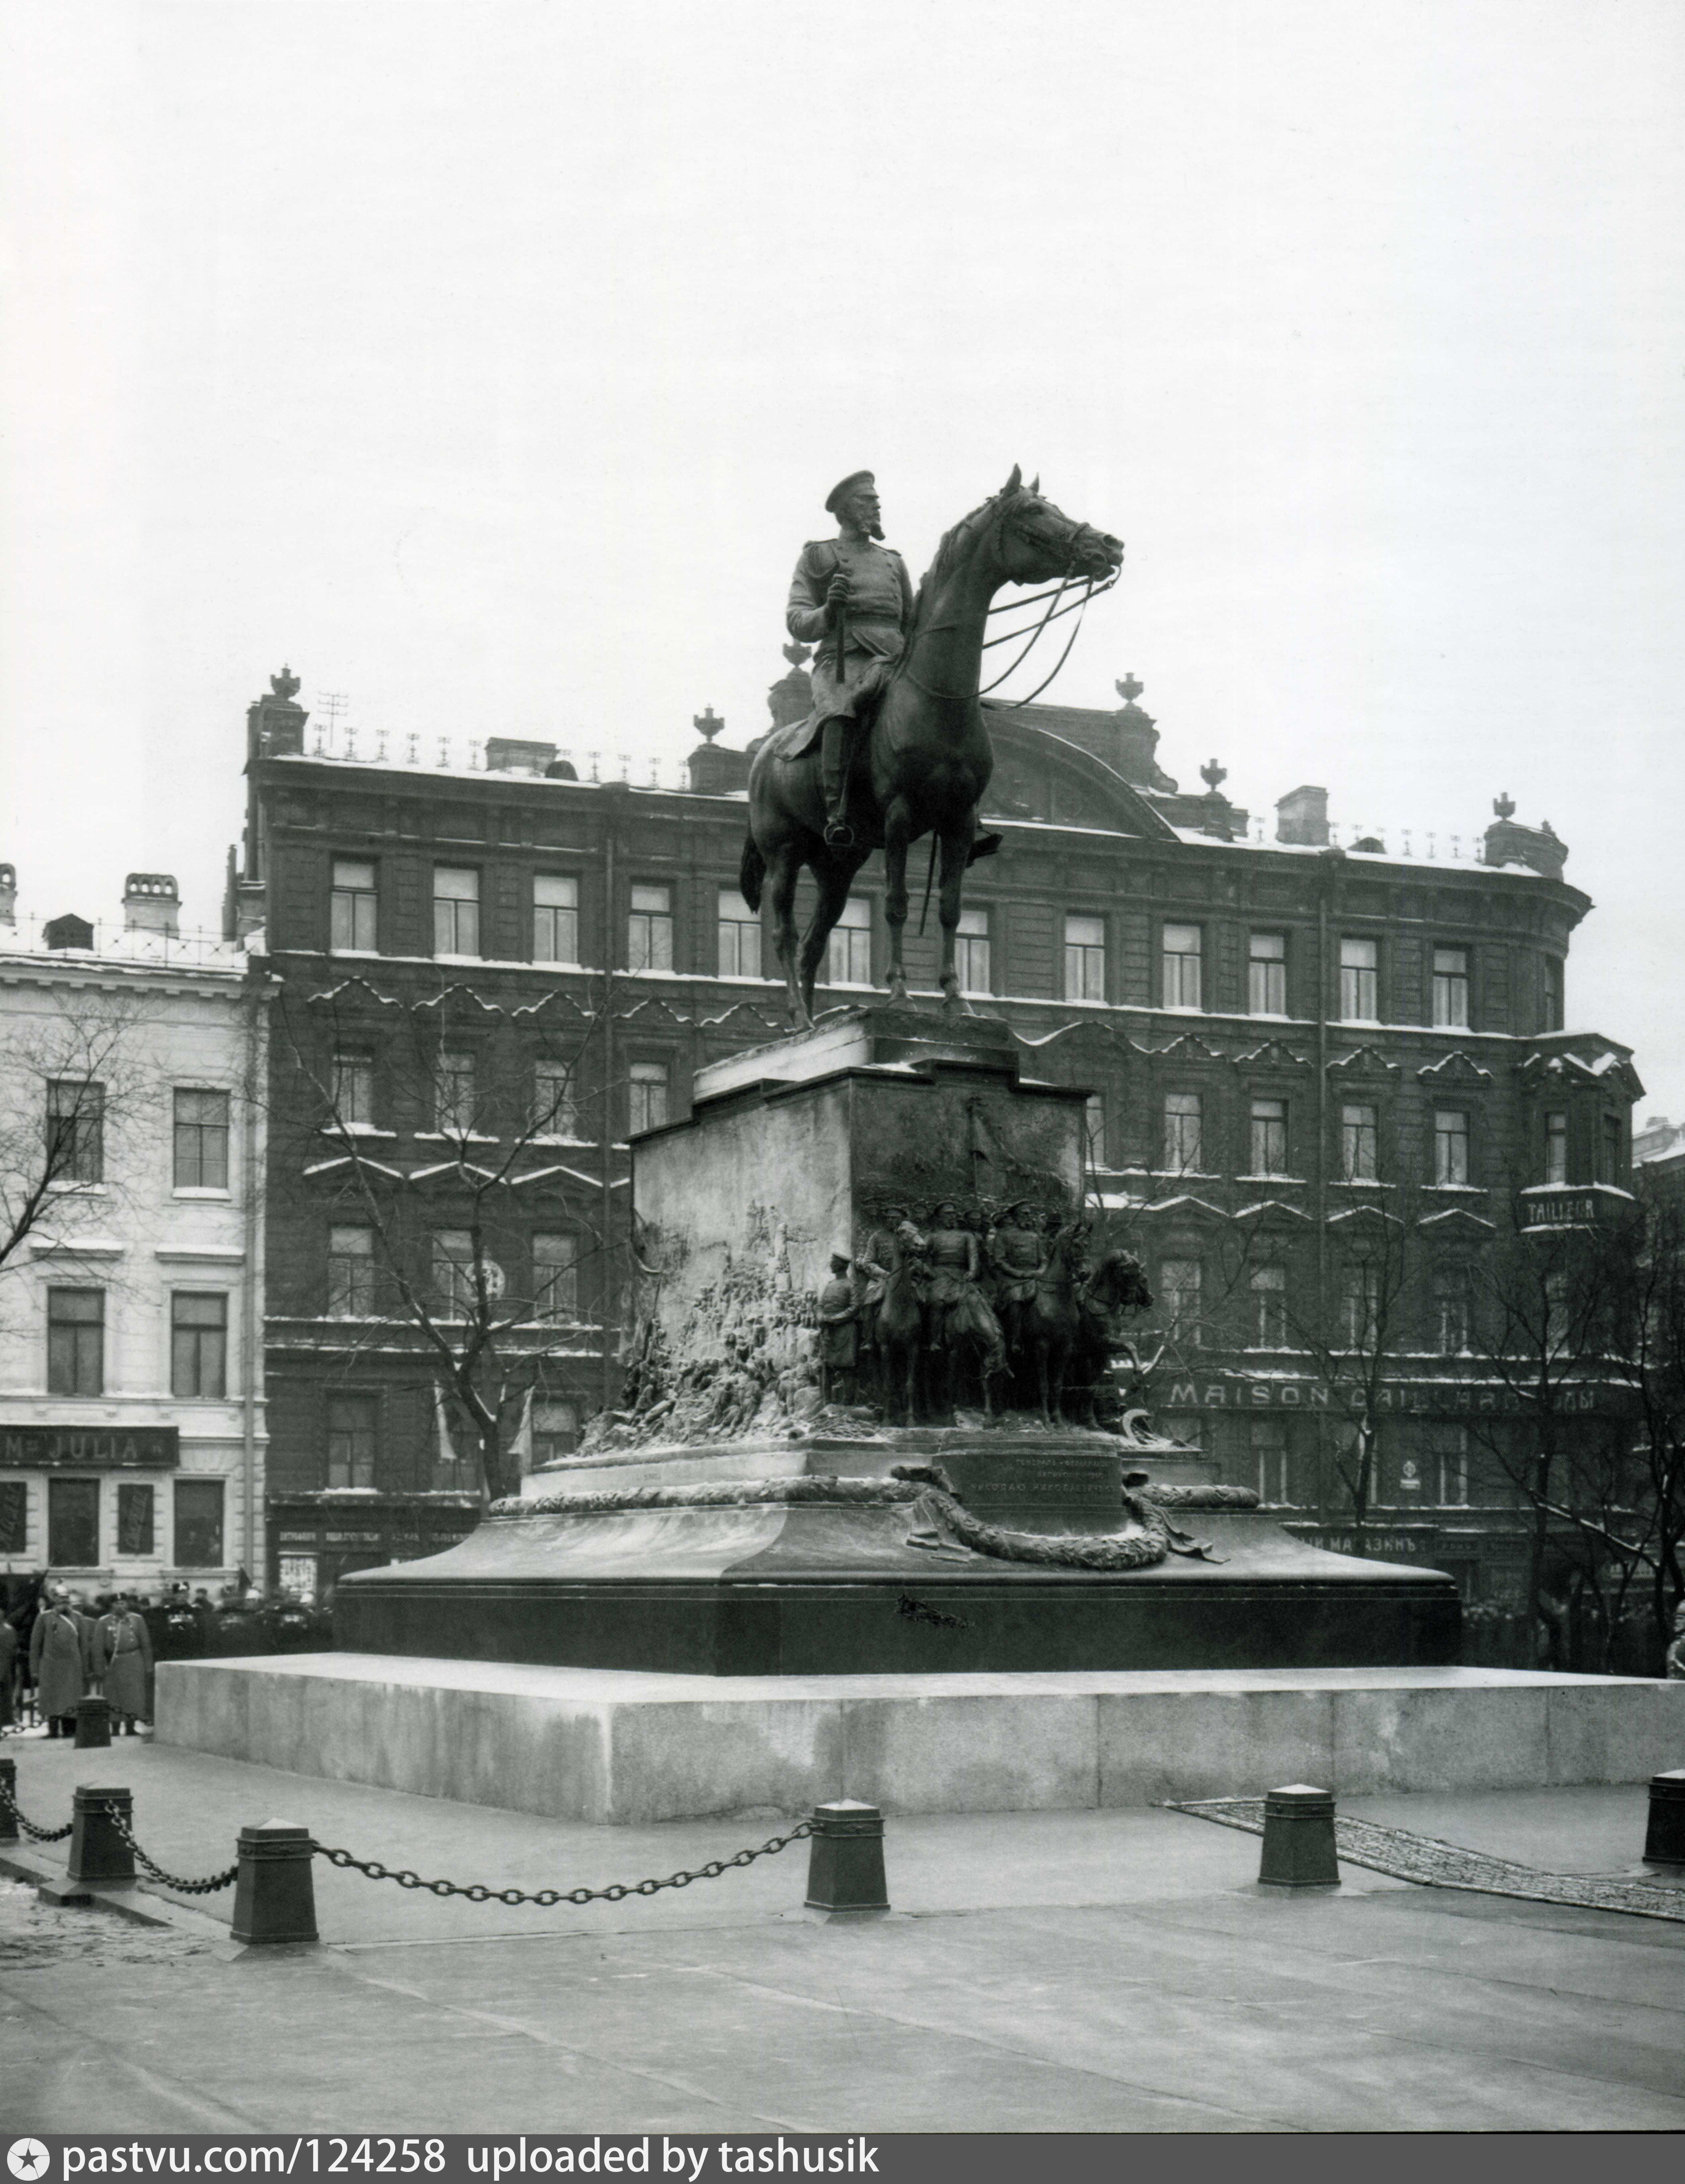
[431,1230,478,1317]
[1249,1263,1288,1348]
[532,1061,577,1138]
[47,1287,104,1395]
[1340,1102,1379,1181]
[1249,1097,1288,1176]
[1434,1109,1470,1186]
[717,887,762,978]
[1063,914,1105,1002]
[435,1050,477,1135]
[827,897,872,986]
[1162,1091,1203,1172]
[1339,936,1378,1020]
[1248,931,1286,1015]
[1162,923,1203,1009]
[1544,1110,1568,1185]
[955,907,991,996]
[331,1050,375,1127]
[171,1293,227,1399]
[1159,1258,1203,1346]
[1429,1422,1469,1507]
[1253,1418,1290,1504]
[628,1059,669,1134]
[533,874,580,965]
[531,1233,579,1321]
[433,866,481,956]
[628,883,674,971]
[173,1089,230,1189]
[327,1225,376,1318]
[330,858,378,952]
[1432,946,1470,1028]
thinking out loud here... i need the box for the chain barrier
[0,1779,73,1842]
[103,1805,241,1895]
[308,1819,815,1908]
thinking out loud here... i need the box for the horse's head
[1090,1249,1154,1315]
[992,465,1124,589]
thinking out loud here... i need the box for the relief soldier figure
[784,471,915,847]
[921,1201,1009,1415]
[986,1199,1051,1376]
[816,1253,861,1406]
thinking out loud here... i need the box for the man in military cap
[987,1200,1051,1375]
[816,1253,861,1406]
[786,472,915,847]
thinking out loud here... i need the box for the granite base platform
[154,1654,1685,1825]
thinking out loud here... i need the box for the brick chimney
[1276,786,1330,847]
[0,863,14,927]
[123,873,179,935]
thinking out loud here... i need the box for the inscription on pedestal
[938,1447,1122,1536]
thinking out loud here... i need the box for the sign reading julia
[0,1424,181,1469]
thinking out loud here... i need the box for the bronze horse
[741,470,1123,1029]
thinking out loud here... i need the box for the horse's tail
[739,832,765,913]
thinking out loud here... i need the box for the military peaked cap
[824,470,875,515]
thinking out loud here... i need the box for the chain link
[0,1780,73,1842]
[308,1819,815,1908]
[102,1805,240,1895]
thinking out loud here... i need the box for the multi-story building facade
[0,868,272,1594]
[230,660,1641,1606]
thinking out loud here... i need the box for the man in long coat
[91,1597,153,1732]
[29,1589,87,1737]
[0,1614,16,1728]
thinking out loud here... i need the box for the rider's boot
[820,718,855,849]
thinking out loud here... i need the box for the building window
[330,858,378,952]
[1339,1102,1379,1181]
[1253,1418,1290,1504]
[326,1396,377,1489]
[1432,946,1470,1028]
[46,1079,104,1184]
[1434,1267,1471,1354]
[1084,1094,1107,1169]
[955,907,991,996]
[1162,1091,1203,1173]
[1341,1263,1380,1350]
[433,866,481,956]
[118,1480,154,1556]
[1339,936,1378,1021]
[331,1050,376,1127]
[827,897,872,986]
[174,1478,224,1568]
[173,1088,230,1189]
[533,874,580,965]
[0,1480,26,1554]
[1601,1114,1624,1184]
[327,1225,376,1318]
[1434,1109,1470,1187]
[1162,923,1203,1010]
[1430,1422,1469,1507]
[49,1478,100,1566]
[1544,1111,1568,1185]
[531,1233,579,1322]
[628,883,674,971]
[1249,1097,1288,1176]
[628,1060,669,1135]
[436,1050,477,1135]
[533,1061,577,1138]
[1249,1263,1288,1348]
[1544,957,1565,1032]
[431,1231,478,1318]
[171,1292,227,1399]
[47,1288,104,1396]
[1249,932,1287,1016]
[1160,1259,1203,1347]
[532,1400,580,1468]
[717,888,763,978]
[1064,914,1106,1002]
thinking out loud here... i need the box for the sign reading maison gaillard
[0,1425,180,1468]
[1161,1374,1633,1416]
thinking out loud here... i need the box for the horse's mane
[909,489,1013,634]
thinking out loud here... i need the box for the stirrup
[823,817,855,848]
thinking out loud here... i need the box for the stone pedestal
[337,1008,1460,1675]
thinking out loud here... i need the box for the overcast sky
[4,2,1683,1105]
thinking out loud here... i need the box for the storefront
[265,1490,482,1599]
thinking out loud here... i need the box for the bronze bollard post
[1257,1784,1341,1889]
[1642,1769,1685,1870]
[73,1695,113,1749]
[231,1822,319,1945]
[804,1801,890,1914]
[68,1785,136,1884]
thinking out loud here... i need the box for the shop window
[533,873,580,965]
[277,1553,319,1597]
[717,888,763,978]
[1248,932,1286,1016]
[326,1395,377,1489]
[171,1292,228,1398]
[827,898,872,987]
[47,1288,104,1396]
[330,858,377,952]
[173,1089,230,1189]
[46,1079,104,1183]
[1064,915,1105,1002]
[433,866,481,957]
[174,1479,225,1568]
[628,883,674,971]
[117,1482,154,1556]
[48,1478,99,1566]
[0,1481,26,1554]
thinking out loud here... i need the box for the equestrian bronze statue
[742,467,1122,1029]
